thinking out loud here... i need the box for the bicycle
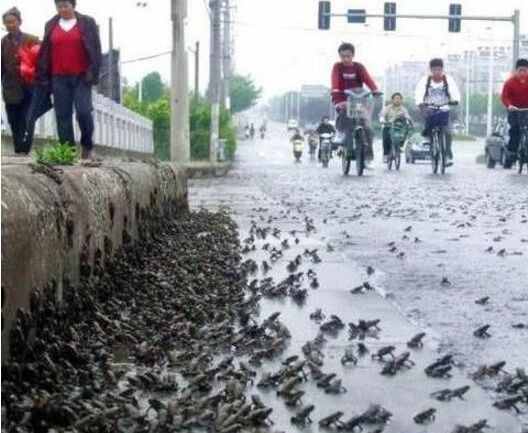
[384,117,412,171]
[340,89,381,176]
[422,102,457,175]
[514,109,528,174]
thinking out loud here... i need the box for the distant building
[384,34,528,101]
[384,61,427,100]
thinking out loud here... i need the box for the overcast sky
[3,0,528,99]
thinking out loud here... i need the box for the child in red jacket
[501,58,528,168]
[331,43,381,163]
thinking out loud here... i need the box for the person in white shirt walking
[415,58,461,166]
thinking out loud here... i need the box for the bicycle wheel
[431,133,439,175]
[342,154,351,175]
[395,146,401,171]
[439,131,447,175]
[342,131,352,175]
[355,129,366,177]
[518,137,527,174]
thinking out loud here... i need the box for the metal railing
[1,91,154,154]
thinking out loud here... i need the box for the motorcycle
[319,133,334,168]
[293,139,304,162]
[308,133,318,159]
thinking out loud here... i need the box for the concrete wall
[1,161,187,360]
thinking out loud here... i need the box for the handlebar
[421,101,459,109]
[344,89,383,99]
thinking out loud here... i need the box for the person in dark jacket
[36,0,102,159]
[1,7,39,155]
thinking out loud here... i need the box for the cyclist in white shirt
[415,58,461,166]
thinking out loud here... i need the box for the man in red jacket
[501,58,528,168]
[331,42,381,164]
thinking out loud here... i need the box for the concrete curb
[1,160,188,360]
[186,161,234,178]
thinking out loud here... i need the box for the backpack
[423,75,451,102]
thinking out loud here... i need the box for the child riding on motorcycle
[380,93,413,163]
[290,128,304,143]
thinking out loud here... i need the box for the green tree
[146,97,171,160]
[141,72,165,103]
[229,74,262,113]
[465,94,505,117]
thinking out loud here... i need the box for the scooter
[293,139,304,162]
[308,134,318,159]
[319,133,334,168]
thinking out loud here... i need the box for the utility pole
[194,41,200,98]
[465,51,471,136]
[223,0,232,110]
[208,0,222,163]
[170,0,190,163]
[486,46,495,137]
[108,17,114,102]
[513,9,520,70]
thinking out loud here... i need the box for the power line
[121,50,172,64]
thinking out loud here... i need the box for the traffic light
[449,4,462,32]
[318,1,331,30]
[384,2,396,31]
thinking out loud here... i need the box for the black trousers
[52,75,94,150]
[507,111,521,154]
[382,126,391,156]
[4,87,33,154]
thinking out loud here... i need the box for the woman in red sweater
[36,0,102,160]
[501,58,528,168]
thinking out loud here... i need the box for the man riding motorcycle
[380,93,413,163]
[501,58,528,168]
[316,116,336,160]
[414,58,460,166]
[331,42,381,167]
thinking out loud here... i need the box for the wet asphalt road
[190,123,528,432]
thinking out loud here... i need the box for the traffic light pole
[323,10,521,70]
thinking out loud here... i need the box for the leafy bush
[190,97,237,161]
[35,142,79,165]
[146,98,171,161]
[124,76,239,162]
